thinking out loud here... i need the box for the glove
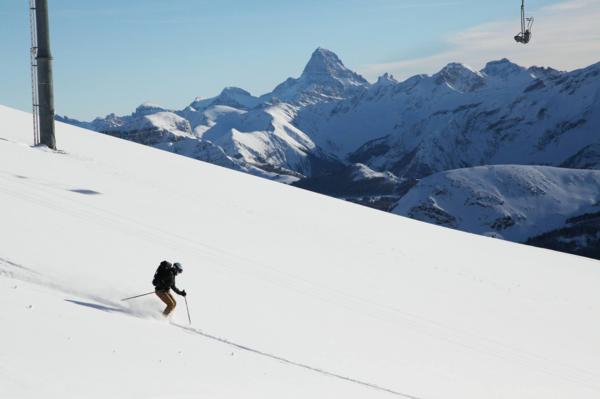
[181,290,187,297]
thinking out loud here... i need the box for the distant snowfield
[393,165,600,241]
[1,104,600,398]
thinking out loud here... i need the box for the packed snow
[2,104,600,398]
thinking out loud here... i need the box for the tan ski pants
[156,290,176,316]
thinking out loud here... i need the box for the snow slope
[197,102,322,177]
[2,104,600,398]
[392,165,600,241]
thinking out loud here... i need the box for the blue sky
[0,0,592,120]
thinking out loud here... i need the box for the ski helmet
[173,262,183,273]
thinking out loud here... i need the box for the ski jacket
[154,268,185,296]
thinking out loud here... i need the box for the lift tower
[30,0,56,149]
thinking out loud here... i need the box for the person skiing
[152,261,187,317]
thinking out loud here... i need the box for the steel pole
[121,292,156,302]
[184,296,192,325]
[35,0,56,149]
[521,0,526,33]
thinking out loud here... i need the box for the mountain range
[57,48,600,259]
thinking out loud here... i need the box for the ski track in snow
[172,324,423,399]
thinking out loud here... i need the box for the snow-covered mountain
[262,47,370,105]
[58,49,371,181]
[56,49,600,259]
[58,103,195,145]
[178,87,261,135]
[307,58,600,178]
[195,102,341,179]
[60,50,600,182]
[391,165,600,256]
[4,104,600,399]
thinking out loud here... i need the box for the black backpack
[152,261,172,288]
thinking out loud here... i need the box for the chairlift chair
[514,0,534,44]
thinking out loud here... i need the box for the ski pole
[121,291,155,302]
[184,296,192,325]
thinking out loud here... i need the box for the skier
[153,261,187,317]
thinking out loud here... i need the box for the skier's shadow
[65,299,126,314]
[68,189,102,195]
